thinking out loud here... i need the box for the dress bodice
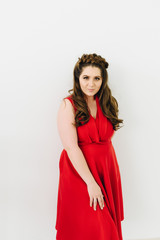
[65,95,115,146]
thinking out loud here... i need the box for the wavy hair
[64,53,124,131]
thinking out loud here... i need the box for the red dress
[55,94,124,240]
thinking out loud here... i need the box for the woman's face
[79,66,103,99]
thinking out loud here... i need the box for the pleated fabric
[55,94,124,240]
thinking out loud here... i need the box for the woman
[55,53,124,240]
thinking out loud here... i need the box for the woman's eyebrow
[83,75,101,77]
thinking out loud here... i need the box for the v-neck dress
[55,94,124,240]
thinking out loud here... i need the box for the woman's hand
[87,181,105,211]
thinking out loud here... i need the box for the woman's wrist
[86,177,95,186]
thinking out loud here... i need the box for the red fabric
[55,94,124,240]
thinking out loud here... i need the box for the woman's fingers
[93,197,97,211]
[90,194,105,210]
[90,197,93,207]
[102,195,105,207]
[92,196,104,211]
[97,195,104,209]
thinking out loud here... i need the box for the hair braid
[77,53,109,69]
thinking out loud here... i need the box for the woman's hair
[64,53,124,131]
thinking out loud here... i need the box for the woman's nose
[88,80,94,86]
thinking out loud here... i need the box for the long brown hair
[64,53,124,131]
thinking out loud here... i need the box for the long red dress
[55,94,124,240]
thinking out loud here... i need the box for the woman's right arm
[57,98,95,186]
[57,98,104,211]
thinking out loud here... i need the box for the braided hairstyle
[77,53,109,69]
[64,53,124,130]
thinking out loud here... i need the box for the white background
[0,0,160,239]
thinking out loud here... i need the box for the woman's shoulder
[63,94,76,111]
[64,94,72,101]
[57,95,76,124]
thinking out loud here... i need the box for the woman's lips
[88,89,94,91]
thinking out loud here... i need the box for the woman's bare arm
[57,98,95,185]
[57,98,105,210]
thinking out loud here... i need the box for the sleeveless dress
[55,94,124,240]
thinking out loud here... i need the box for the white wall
[1,0,160,239]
